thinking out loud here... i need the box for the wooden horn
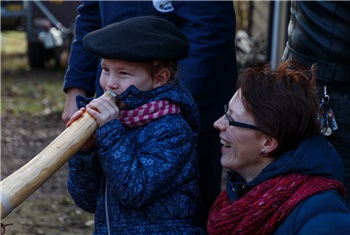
[0,91,120,219]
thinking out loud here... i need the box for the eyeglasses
[224,105,260,130]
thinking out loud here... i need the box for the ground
[1,70,94,234]
[1,112,97,235]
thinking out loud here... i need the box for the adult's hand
[62,88,87,123]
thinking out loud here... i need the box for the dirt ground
[1,112,94,235]
[1,67,93,235]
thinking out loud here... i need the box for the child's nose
[106,79,119,90]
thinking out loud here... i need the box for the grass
[0,31,28,72]
[1,31,66,116]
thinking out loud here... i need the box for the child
[65,15,205,234]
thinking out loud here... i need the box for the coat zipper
[105,179,111,235]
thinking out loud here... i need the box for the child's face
[100,59,156,95]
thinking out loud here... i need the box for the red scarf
[119,100,181,128]
[207,174,346,235]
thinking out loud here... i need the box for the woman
[207,61,350,234]
[66,16,205,234]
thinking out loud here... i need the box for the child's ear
[153,68,170,88]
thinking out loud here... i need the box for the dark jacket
[282,1,350,210]
[226,135,350,234]
[67,81,205,234]
[63,0,237,131]
[282,1,350,84]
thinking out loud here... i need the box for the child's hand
[66,107,96,152]
[66,107,86,128]
[85,94,120,127]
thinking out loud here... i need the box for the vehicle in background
[1,0,80,68]
[1,0,25,30]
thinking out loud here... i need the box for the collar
[119,82,176,110]
[76,82,176,110]
[226,170,254,202]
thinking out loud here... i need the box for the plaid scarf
[207,174,346,235]
[119,100,181,128]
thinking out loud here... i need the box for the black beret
[83,15,190,62]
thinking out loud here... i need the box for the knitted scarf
[119,100,181,128]
[207,174,346,235]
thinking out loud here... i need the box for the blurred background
[1,1,290,234]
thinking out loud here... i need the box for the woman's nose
[213,115,226,131]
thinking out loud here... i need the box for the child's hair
[143,60,179,82]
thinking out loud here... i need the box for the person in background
[282,0,350,208]
[66,15,205,234]
[62,1,238,229]
[207,61,350,235]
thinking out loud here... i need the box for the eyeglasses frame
[224,105,260,130]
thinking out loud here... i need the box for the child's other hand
[66,107,86,128]
[65,107,96,152]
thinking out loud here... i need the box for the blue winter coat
[63,0,237,131]
[225,135,350,234]
[67,81,205,234]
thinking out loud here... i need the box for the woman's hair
[237,60,321,156]
[143,60,179,82]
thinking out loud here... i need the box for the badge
[152,0,174,13]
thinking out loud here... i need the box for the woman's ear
[153,68,170,88]
[261,135,278,154]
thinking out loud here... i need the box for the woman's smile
[220,138,232,148]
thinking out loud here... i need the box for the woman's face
[100,59,157,95]
[214,89,273,182]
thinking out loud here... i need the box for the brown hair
[142,60,179,82]
[237,61,320,156]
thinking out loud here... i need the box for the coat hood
[258,134,344,182]
[120,80,200,134]
[227,134,344,201]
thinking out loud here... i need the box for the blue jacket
[67,81,205,234]
[226,135,350,234]
[63,0,237,131]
